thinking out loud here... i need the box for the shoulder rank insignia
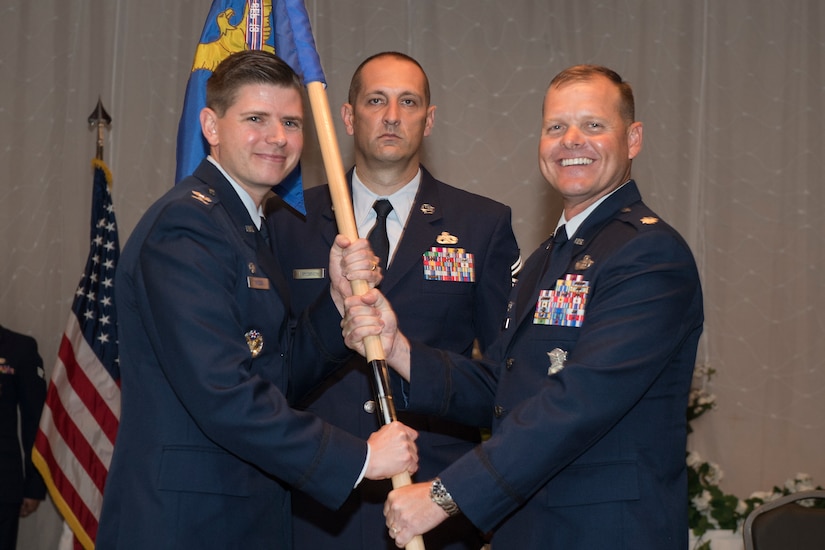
[420,203,435,214]
[436,231,459,245]
[575,255,594,270]
[640,216,659,225]
[191,190,213,205]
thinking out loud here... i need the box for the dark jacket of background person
[0,325,46,549]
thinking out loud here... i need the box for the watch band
[430,477,460,517]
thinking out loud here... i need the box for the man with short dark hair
[269,51,519,549]
[97,50,418,550]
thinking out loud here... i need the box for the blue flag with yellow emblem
[176,0,326,214]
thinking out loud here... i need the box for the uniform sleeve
[413,231,702,530]
[134,201,365,507]
[17,336,47,500]
[472,205,520,352]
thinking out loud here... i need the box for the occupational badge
[436,232,459,245]
[575,255,594,270]
[547,348,567,376]
[420,203,435,214]
[245,329,264,358]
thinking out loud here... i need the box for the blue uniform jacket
[0,326,46,505]
[268,166,519,549]
[403,180,704,549]
[97,160,368,550]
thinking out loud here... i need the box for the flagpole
[32,98,121,550]
[307,81,426,550]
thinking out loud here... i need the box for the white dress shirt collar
[351,167,421,238]
[557,180,630,239]
[207,156,264,228]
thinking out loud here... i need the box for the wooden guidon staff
[306,81,426,550]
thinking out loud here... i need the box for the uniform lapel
[509,180,643,332]
[195,161,292,303]
[318,191,340,249]
[379,169,443,293]
[511,239,554,325]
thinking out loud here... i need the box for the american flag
[32,158,121,550]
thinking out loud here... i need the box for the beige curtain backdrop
[2,1,823,547]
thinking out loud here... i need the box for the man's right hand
[365,421,419,480]
[343,289,412,380]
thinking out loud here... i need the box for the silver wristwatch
[430,478,460,517]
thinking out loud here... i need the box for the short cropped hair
[549,65,635,123]
[206,50,302,116]
[347,51,431,106]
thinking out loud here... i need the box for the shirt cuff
[355,442,371,487]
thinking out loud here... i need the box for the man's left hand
[384,482,450,547]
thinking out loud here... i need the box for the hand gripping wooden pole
[306,81,425,550]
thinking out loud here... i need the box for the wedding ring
[390,525,398,536]
[370,261,377,271]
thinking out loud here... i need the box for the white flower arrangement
[687,365,823,549]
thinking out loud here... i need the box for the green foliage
[686,365,824,546]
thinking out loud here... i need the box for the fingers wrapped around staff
[330,235,383,296]
[338,236,381,284]
[341,291,384,349]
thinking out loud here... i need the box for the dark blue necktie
[368,199,393,270]
[553,224,568,247]
[259,216,270,246]
[515,225,569,322]
[537,223,572,289]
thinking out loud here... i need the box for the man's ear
[627,121,643,160]
[200,107,219,146]
[341,103,355,136]
[423,105,437,137]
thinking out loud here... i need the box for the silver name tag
[293,268,326,280]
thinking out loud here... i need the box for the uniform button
[363,400,376,414]
[505,358,515,370]
[494,405,505,418]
